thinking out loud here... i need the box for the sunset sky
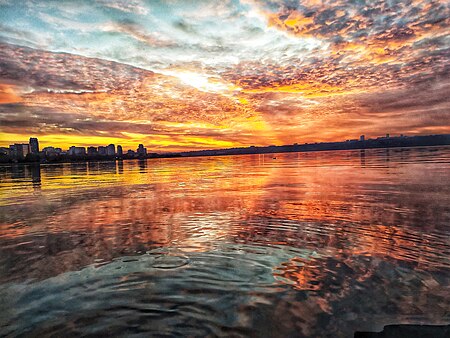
[0,0,449,151]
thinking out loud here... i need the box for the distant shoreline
[2,134,449,165]
[172,134,450,158]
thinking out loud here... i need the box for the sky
[0,0,449,151]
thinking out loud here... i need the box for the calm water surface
[0,147,449,337]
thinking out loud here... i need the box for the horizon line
[2,132,450,154]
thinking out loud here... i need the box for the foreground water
[0,147,449,337]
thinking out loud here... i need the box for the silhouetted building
[117,145,123,156]
[386,134,390,138]
[87,146,98,156]
[20,143,30,157]
[68,146,86,156]
[42,146,55,155]
[137,144,147,156]
[360,135,365,142]
[29,137,39,154]
[0,147,8,155]
[98,146,106,156]
[106,144,115,156]
[8,145,14,157]
[9,143,29,159]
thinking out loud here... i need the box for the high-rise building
[68,146,86,156]
[137,144,147,156]
[98,146,106,156]
[29,137,39,154]
[10,143,30,159]
[360,135,365,142]
[117,145,123,156]
[106,144,115,156]
[87,146,98,156]
[8,145,16,158]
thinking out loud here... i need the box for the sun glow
[159,70,240,94]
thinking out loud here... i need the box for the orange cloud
[0,84,22,104]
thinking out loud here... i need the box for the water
[0,147,449,337]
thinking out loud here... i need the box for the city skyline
[1,1,449,151]
[0,133,412,153]
[1,136,149,159]
[2,133,449,163]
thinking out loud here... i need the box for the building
[87,146,98,156]
[42,146,55,155]
[137,144,147,156]
[29,137,39,154]
[68,146,86,156]
[43,146,62,155]
[9,143,30,159]
[360,135,365,142]
[106,144,115,156]
[117,145,123,157]
[98,146,106,156]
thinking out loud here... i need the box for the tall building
[137,144,147,156]
[8,145,16,158]
[42,147,61,156]
[360,135,365,142]
[117,145,123,156]
[29,137,39,154]
[68,146,86,156]
[87,146,98,156]
[106,144,115,156]
[10,144,30,159]
[98,146,106,156]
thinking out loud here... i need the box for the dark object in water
[355,324,449,338]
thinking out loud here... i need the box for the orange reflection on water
[0,147,449,287]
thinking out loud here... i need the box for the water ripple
[0,147,449,336]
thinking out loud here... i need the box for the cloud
[0,84,22,103]
[97,0,149,15]
[355,77,450,116]
[100,20,176,48]
[0,0,449,149]
[0,42,152,91]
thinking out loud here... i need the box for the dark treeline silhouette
[175,134,450,158]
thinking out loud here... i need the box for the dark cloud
[0,104,240,141]
[355,78,450,114]
[0,43,152,91]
